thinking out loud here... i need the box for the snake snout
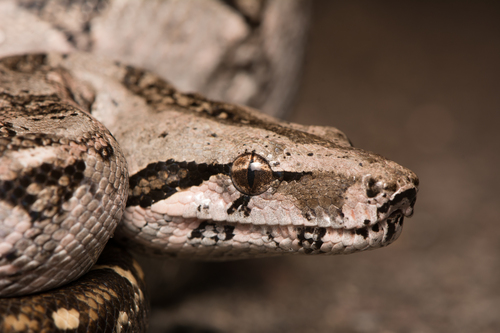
[376,179,418,221]
[399,187,418,217]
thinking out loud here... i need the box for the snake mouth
[179,208,406,257]
[343,185,417,251]
[119,180,416,258]
[361,209,405,246]
[119,202,408,258]
[292,209,405,255]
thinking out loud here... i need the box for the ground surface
[145,2,500,332]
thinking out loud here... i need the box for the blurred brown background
[148,1,500,332]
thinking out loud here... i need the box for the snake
[0,52,419,332]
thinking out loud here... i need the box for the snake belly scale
[0,53,419,332]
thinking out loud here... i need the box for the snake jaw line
[117,168,415,258]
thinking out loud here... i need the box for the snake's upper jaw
[338,166,419,230]
[373,175,418,219]
[391,186,418,218]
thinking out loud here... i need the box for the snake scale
[0,52,418,332]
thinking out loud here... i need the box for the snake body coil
[0,241,148,332]
[0,53,418,332]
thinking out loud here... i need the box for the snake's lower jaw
[115,215,406,259]
[118,168,419,258]
[117,183,417,259]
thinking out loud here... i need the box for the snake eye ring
[230,152,274,196]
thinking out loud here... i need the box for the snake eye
[231,152,274,195]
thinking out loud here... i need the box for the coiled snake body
[0,53,418,332]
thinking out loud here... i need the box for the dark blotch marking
[227,195,251,217]
[297,227,327,252]
[4,249,18,262]
[378,188,417,214]
[188,221,235,242]
[74,172,84,181]
[224,225,235,241]
[35,173,47,184]
[127,160,231,207]
[265,232,280,247]
[2,181,13,192]
[40,163,51,173]
[120,66,348,150]
[64,165,75,175]
[139,195,152,208]
[23,194,36,206]
[274,171,312,183]
[305,210,315,221]
[355,228,369,239]
[0,159,87,222]
[383,213,405,243]
[98,144,114,161]
[4,128,17,137]
[385,220,397,242]
[76,160,86,171]
[366,178,379,198]
[0,54,48,73]
[49,169,62,180]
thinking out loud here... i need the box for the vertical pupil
[247,154,256,189]
[231,152,273,196]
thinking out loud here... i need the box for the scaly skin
[41,52,418,258]
[0,52,418,332]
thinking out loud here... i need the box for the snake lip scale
[0,52,419,331]
[118,172,416,259]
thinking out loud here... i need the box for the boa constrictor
[0,53,418,332]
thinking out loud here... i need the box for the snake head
[33,53,418,259]
[111,70,419,258]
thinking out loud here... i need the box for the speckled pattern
[0,54,129,297]
[117,61,418,258]
[0,241,148,333]
[1,50,419,329]
[0,52,419,264]
[22,52,418,260]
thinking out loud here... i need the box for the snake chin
[292,209,406,256]
[115,206,406,258]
